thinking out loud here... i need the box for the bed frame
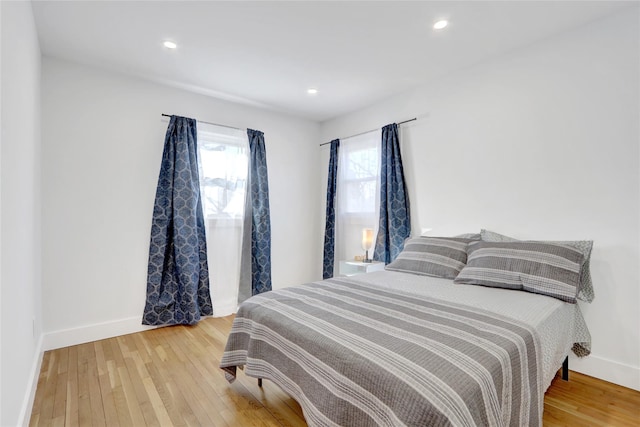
[562,356,569,381]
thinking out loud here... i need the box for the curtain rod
[319,118,417,147]
[161,113,244,131]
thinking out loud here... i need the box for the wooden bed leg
[562,356,569,381]
[258,378,263,387]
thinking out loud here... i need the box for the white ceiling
[32,1,631,122]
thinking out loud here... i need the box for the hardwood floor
[30,316,640,426]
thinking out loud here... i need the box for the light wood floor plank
[31,316,640,426]
[63,346,79,427]
[94,341,120,427]
[117,363,147,427]
[75,344,91,427]
[145,358,185,426]
[52,370,68,421]
[30,351,50,425]
[52,348,69,422]
[105,339,134,427]
[37,350,58,426]
[86,348,106,427]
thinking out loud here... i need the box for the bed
[220,235,592,427]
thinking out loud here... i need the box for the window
[341,144,379,214]
[334,130,381,270]
[197,123,248,316]
[198,127,248,220]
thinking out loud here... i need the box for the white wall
[320,9,640,390]
[1,1,3,420]
[41,57,320,348]
[0,1,43,425]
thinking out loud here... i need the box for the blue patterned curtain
[322,139,340,279]
[239,129,272,300]
[373,123,411,264]
[143,116,213,325]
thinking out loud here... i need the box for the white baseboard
[570,353,640,391]
[213,303,238,318]
[17,334,44,427]
[42,316,158,351]
[40,312,236,351]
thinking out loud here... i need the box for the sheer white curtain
[334,130,381,275]
[197,123,248,316]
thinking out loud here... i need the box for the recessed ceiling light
[307,88,318,95]
[163,41,177,49]
[433,20,448,30]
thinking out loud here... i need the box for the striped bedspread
[220,278,543,427]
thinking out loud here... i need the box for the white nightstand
[338,260,385,277]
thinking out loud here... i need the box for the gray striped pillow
[454,241,585,303]
[385,237,473,279]
[480,229,595,303]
